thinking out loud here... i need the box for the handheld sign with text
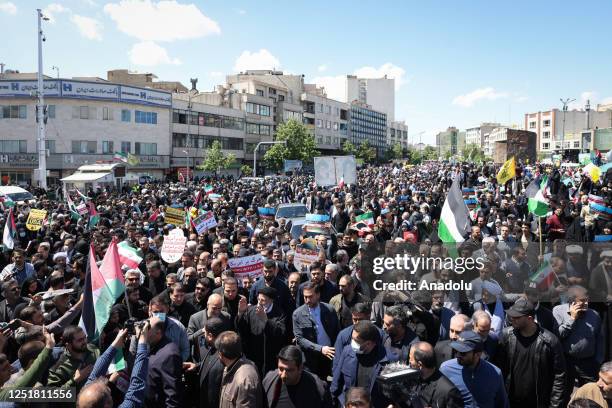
[164,207,186,226]
[228,254,264,282]
[194,211,218,235]
[161,229,187,264]
[26,209,47,231]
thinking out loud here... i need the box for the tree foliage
[461,143,486,163]
[263,119,319,170]
[357,141,377,163]
[240,164,253,176]
[422,146,438,161]
[198,140,235,173]
[392,143,403,160]
[342,140,357,156]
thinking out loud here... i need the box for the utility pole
[560,97,575,159]
[36,9,49,189]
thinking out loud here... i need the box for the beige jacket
[219,357,263,408]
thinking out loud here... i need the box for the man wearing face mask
[237,286,287,375]
[331,320,393,408]
[408,342,464,408]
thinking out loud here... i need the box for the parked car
[0,186,36,205]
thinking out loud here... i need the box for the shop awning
[60,172,111,182]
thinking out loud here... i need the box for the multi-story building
[301,85,348,154]
[388,121,408,149]
[0,75,172,186]
[524,106,612,158]
[346,75,395,122]
[436,127,465,158]
[465,122,501,149]
[348,102,387,158]
[488,127,536,164]
[107,69,188,93]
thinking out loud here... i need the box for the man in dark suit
[249,259,292,312]
[183,317,225,408]
[434,314,470,369]
[409,341,464,408]
[293,282,339,379]
[187,293,233,361]
[296,262,339,306]
[0,279,28,323]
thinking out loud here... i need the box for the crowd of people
[0,159,611,408]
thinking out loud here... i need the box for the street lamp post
[253,141,287,177]
[36,9,49,189]
[560,97,575,158]
[182,150,189,184]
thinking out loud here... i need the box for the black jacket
[417,370,465,408]
[146,336,184,408]
[262,369,333,408]
[495,325,566,408]
[434,339,454,369]
[197,345,223,408]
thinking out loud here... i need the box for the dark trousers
[562,356,599,406]
[305,350,332,381]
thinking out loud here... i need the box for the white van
[0,186,36,205]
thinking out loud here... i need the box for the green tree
[341,140,357,156]
[263,119,319,170]
[198,140,235,174]
[422,146,438,161]
[392,142,403,160]
[461,143,486,163]
[357,141,377,163]
[240,164,253,176]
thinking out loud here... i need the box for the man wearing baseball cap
[440,331,509,408]
[497,297,566,408]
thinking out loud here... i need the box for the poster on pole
[26,209,47,231]
[314,155,356,186]
[194,211,217,234]
[283,160,303,173]
[161,229,187,264]
[164,207,186,226]
[228,254,264,281]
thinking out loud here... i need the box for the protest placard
[228,254,264,281]
[26,209,47,231]
[194,211,218,234]
[161,229,187,263]
[164,207,186,226]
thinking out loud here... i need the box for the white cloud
[0,2,17,15]
[129,41,181,66]
[354,63,407,89]
[312,75,347,102]
[43,3,70,23]
[234,8,246,15]
[452,87,508,108]
[317,64,328,72]
[515,95,529,103]
[71,15,103,40]
[233,49,280,72]
[104,0,220,42]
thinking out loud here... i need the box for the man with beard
[48,325,100,392]
[183,318,226,408]
[408,342,464,408]
[168,283,197,327]
[382,305,419,362]
[186,277,213,312]
[440,331,509,408]
[237,286,287,375]
[288,272,301,310]
[119,286,148,320]
[222,277,243,322]
[297,262,339,306]
[0,279,28,323]
[249,259,292,312]
[187,293,233,362]
[144,261,166,297]
[330,275,370,330]
[431,290,455,341]
[182,267,198,293]
[0,249,35,285]
[435,314,471,369]
[570,361,612,408]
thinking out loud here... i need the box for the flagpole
[538,216,543,256]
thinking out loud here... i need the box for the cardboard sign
[228,254,264,281]
[194,211,217,234]
[26,209,47,231]
[293,244,319,272]
[164,207,186,226]
[161,228,187,264]
[76,204,89,216]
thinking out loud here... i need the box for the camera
[125,318,147,336]
[377,363,423,408]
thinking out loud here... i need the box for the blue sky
[1,0,611,144]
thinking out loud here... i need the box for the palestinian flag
[2,208,16,250]
[117,241,143,269]
[0,196,15,208]
[469,205,481,222]
[114,152,128,163]
[88,201,100,229]
[79,241,125,341]
[194,190,203,208]
[530,260,555,290]
[63,185,81,221]
[438,177,471,244]
[525,179,549,217]
[356,212,375,227]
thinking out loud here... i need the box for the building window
[529,121,536,129]
[268,88,276,95]
[0,105,27,119]
[47,105,56,119]
[318,103,324,113]
[326,136,331,144]
[80,106,89,119]
[121,142,131,153]
[103,107,112,120]
[543,131,550,139]
[278,94,285,102]
[0,140,27,153]
[543,119,551,127]
[135,111,157,124]
[102,141,114,154]
[45,140,55,154]
[135,142,157,155]
[121,109,131,122]
[256,89,264,97]
[72,141,96,154]
[173,133,187,148]
[246,123,270,135]
[542,142,550,149]
[246,103,270,116]
[573,141,580,148]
